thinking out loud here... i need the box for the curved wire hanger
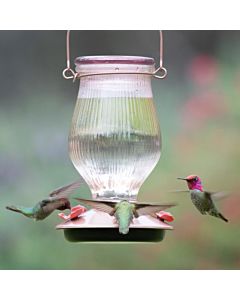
[62,31,167,82]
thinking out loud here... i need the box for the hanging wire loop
[62,30,76,80]
[62,30,167,82]
[152,30,167,79]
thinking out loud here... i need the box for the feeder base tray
[63,228,165,243]
[56,210,173,243]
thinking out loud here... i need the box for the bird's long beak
[177,177,188,181]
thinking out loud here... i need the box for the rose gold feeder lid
[75,55,155,65]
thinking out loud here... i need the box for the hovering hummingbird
[177,174,228,222]
[6,180,83,221]
[75,198,176,234]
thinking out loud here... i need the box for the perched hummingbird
[75,198,176,234]
[6,180,83,221]
[177,174,228,222]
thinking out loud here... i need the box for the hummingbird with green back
[177,174,228,222]
[75,198,176,234]
[6,180,83,221]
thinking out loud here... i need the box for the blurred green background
[0,31,240,269]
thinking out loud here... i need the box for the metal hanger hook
[62,30,167,81]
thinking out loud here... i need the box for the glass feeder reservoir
[69,56,161,202]
[57,31,172,242]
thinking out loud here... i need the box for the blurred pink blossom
[182,91,226,131]
[175,213,202,240]
[222,193,240,223]
[197,259,220,269]
[188,54,219,86]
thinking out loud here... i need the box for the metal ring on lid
[62,68,75,80]
[153,67,168,79]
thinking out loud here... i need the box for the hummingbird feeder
[56,31,173,242]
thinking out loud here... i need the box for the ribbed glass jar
[69,56,161,201]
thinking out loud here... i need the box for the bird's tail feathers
[211,191,230,201]
[119,226,129,235]
[6,206,23,213]
[218,213,228,223]
[208,209,228,223]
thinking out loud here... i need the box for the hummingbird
[177,174,228,222]
[75,198,176,234]
[6,180,83,221]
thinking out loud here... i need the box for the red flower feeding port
[57,31,176,242]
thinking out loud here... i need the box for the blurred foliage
[0,31,240,269]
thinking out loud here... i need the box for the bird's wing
[209,191,230,201]
[136,203,176,216]
[169,190,190,193]
[40,199,70,213]
[49,180,84,199]
[75,198,115,215]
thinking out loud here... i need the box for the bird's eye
[194,177,198,181]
